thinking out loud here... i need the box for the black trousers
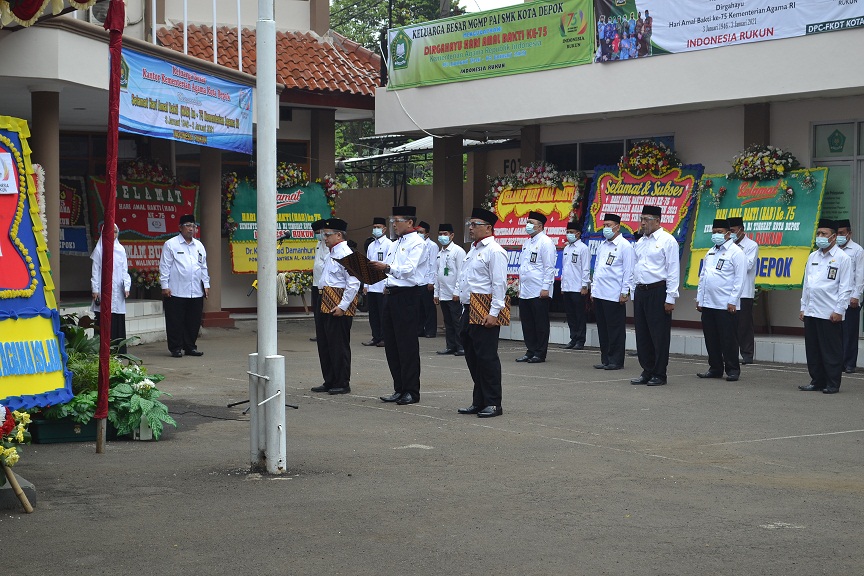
[460,307,502,408]
[701,307,740,376]
[417,286,437,337]
[634,285,672,381]
[737,297,755,361]
[316,311,353,389]
[563,291,587,346]
[519,297,551,359]
[842,304,860,371]
[164,296,204,353]
[311,286,321,325]
[594,298,626,367]
[367,291,385,343]
[804,316,843,391]
[382,287,422,398]
[96,311,127,354]
[440,298,463,351]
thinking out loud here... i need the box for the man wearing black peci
[309,219,327,343]
[362,216,392,348]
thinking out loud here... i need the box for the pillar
[520,125,542,166]
[30,89,61,296]
[310,0,329,36]
[432,136,464,232]
[310,109,336,180]
[744,103,770,146]
[200,146,234,327]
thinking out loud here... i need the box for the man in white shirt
[591,213,634,371]
[561,220,591,350]
[159,214,210,358]
[695,218,748,381]
[455,208,508,418]
[368,206,426,405]
[631,204,679,386]
[836,218,864,373]
[516,210,557,364]
[362,216,392,348]
[799,218,853,394]
[416,221,439,338]
[728,216,759,364]
[309,218,361,395]
[309,219,327,343]
[433,223,466,356]
[90,223,132,354]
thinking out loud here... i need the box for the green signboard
[387,0,594,90]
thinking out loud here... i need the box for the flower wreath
[129,268,161,290]
[281,271,314,296]
[121,158,179,186]
[0,133,39,300]
[484,162,586,221]
[619,140,682,176]
[0,405,31,475]
[729,144,800,181]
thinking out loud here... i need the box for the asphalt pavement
[8,317,864,575]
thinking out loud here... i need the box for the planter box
[29,419,117,444]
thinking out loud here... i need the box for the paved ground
[8,317,864,575]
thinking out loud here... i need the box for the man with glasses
[727,216,758,364]
[631,204,679,386]
[516,210,556,364]
[456,208,508,418]
[362,217,392,348]
[799,219,853,394]
[159,214,209,358]
[591,213,634,371]
[368,206,426,405]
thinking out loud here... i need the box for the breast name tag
[715,259,725,270]
[571,253,578,264]
[530,252,538,264]
[606,254,616,266]
[378,252,384,261]
[828,266,838,280]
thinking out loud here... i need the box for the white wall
[163,0,309,31]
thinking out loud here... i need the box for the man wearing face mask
[631,204,679,386]
[309,219,327,343]
[416,221,439,338]
[799,219,853,394]
[434,223,466,356]
[516,211,557,363]
[836,219,864,374]
[362,217,392,348]
[561,220,591,350]
[591,213,634,370]
[727,216,758,365]
[696,219,747,381]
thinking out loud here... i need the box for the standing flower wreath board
[484,161,586,221]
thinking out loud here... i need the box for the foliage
[619,140,682,176]
[62,322,100,356]
[108,365,175,440]
[0,407,31,482]
[39,390,98,424]
[66,351,124,395]
[729,144,800,181]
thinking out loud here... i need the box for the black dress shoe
[361,339,378,346]
[516,355,532,362]
[798,384,824,391]
[477,405,503,418]
[646,377,666,386]
[457,405,482,414]
[822,387,840,394]
[425,334,437,338]
[310,385,329,393]
[726,374,739,382]
[562,342,576,349]
[630,376,649,385]
[170,350,183,358]
[396,393,418,405]
[185,349,204,357]
[376,341,386,347]
[527,357,545,364]
[328,387,351,395]
[309,337,317,342]
[454,350,465,356]
[697,371,723,379]
[593,363,608,369]
[740,358,753,365]
[604,364,623,370]
[844,367,855,374]
[437,349,456,355]
[380,392,402,402]
[573,344,584,350]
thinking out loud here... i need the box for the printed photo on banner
[58,177,91,257]
[684,168,828,290]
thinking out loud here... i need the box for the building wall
[163,0,309,30]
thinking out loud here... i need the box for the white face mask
[566,233,578,243]
[438,235,451,246]
[372,227,384,238]
[837,235,848,246]
[603,226,615,240]
[711,233,727,246]
[525,223,535,235]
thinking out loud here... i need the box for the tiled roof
[156,24,381,97]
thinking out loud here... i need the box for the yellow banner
[230,240,318,274]
[686,246,811,289]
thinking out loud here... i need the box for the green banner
[387,0,594,90]
[685,168,828,290]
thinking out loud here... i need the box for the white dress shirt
[159,234,210,298]
[455,236,508,316]
[561,239,591,293]
[313,238,328,290]
[591,233,634,302]
[634,227,680,304]
[696,238,747,310]
[840,239,864,300]
[321,240,361,311]
[384,230,426,288]
[517,230,557,299]
[801,245,853,320]
[422,236,440,285]
[90,238,132,314]
[734,234,759,299]
[366,235,393,293]
[434,242,467,301]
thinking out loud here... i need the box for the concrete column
[744,103,770,146]
[30,90,61,296]
[432,136,464,231]
[310,0,329,36]
[310,109,336,180]
[520,125,543,166]
[469,149,488,212]
[199,146,233,327]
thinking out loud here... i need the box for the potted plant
[108,364,176,441]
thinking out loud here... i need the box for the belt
[636,280,666,291]
[383,286,419,295]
